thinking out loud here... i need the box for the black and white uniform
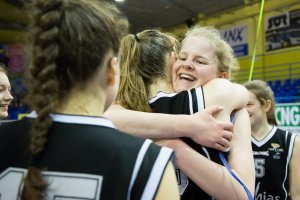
[252,126,297,200]
[0,113,173,200]
[149,87,228,200]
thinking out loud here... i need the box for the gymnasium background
[0,0,299,134]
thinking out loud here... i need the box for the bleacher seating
[267,78,300,103]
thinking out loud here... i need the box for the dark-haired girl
[0,1,179,199]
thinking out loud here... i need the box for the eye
[195,60,204,64]
[176,54,187,61]
[247,102,254,106]
[177,56,186,61]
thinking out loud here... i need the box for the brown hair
[0,63,7,74]
[22,0,127,199]
[243,80,277,125]
[183,25,240,81]
[116,30,179,112]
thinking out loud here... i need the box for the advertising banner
[221,25,248,57]
[265,9,300,51]
[275,103,300,136]
[7,43,25,73]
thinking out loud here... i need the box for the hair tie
[133,34,140,42]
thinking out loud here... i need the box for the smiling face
[246,90,268,129]
[172,36,222,92]
[0,72,13,119]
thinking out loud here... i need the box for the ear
[264,100,272,112]
[106,57,118,86]
[218,71,229,79]
[169,52,177,66]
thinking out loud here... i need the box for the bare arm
[176,79,255,199]
[160,138,249,199]
[159,112,254,199]
[203,79,255,197]
[104,104,233,152]
[228,108,255,196]
[290,136,300,199]
[154,161,180,200]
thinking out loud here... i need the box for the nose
[182,60,194,70]
[245,106,251,113]
[4,90,13,102]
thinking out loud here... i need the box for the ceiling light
[115,0,125,2]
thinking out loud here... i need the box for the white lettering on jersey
[255,192,280,200]
[0,167,103,200]
[254,158,265,178]
[171,155,188,195]
[253,151,269,156]
[175,168,188,195]
[255,180,280,200]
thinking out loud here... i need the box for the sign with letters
[221,25,248,57]
[275,103,300,136]
[265,9,300,51]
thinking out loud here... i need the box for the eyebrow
[0,83,11,88]
[179,52,208,60]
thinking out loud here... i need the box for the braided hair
[22,0,127,199]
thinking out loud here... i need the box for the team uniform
[0,113,173,200]
[252,126,297,200]
[149,87,228,200]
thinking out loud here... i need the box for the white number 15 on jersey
[0,167,103,200]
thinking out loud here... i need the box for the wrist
[172,115,189,138]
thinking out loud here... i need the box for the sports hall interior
[0,0,299,119]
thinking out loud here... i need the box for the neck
[55,87,106,116]
[149,78,174,98]
[251,118,272,141]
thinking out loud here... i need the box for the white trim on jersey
[141,147,174,200]
[282,133,297,200]
[27,111,115,128]
[190,87,211,160]
[127,139,152,200]
[148,91,177,104]
[195,87,205,111]
[251,125,277,147]
[187,90,193,114]
[202,146,211,160]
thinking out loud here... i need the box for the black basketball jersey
[252,126,297,200]
[0,113,173,200]
[149,87,227,200]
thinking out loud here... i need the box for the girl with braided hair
[0,0,179,199]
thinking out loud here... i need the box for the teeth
[179,74,195,81]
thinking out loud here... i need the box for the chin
[0,113,8,120]
[177,85,194,92]
[174,86,185,93]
